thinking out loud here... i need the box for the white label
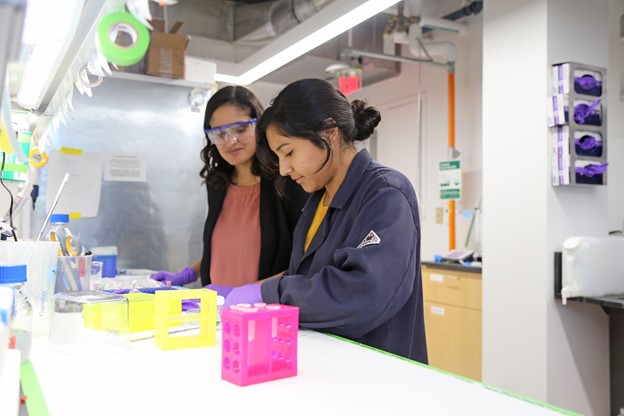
[104,153,147,182]
[431,306,445,316]
[430,273,444,282]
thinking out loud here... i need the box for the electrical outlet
[436,207,444,224]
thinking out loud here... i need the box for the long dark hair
[200,86,267,189]
[256,78,381,194]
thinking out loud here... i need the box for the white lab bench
[27,329,574,416]
[0,350,20,416]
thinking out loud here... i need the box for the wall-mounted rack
[549,62,608,186]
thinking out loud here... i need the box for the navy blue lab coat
[261,149,428,363]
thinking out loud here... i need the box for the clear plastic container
[0,264,32,362]
[50,291,129,358]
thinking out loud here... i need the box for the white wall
[483,0,610,415]
[482,0,551,401]
[545,1,612,413]
[608,0,624,232]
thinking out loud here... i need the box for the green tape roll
[97,11,150,67]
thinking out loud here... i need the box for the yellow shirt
[304,193,329,252]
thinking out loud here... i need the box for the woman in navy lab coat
[151,86,308,288]
[222,78,427,363]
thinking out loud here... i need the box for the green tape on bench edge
[20,360,50,416]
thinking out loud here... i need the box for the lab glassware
[0,264,32,362]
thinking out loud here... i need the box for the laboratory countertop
[29,330,573,416]
[422,260,482,274]
[0,350,20,416]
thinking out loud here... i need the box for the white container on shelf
[561,236,624,303]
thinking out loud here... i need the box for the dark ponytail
[256,79,382,194]
[350,99,381,142]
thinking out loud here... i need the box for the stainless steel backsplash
[33,76,208,273]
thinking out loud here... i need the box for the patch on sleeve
[357,230,381,248]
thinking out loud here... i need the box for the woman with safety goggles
[151,86,309,289]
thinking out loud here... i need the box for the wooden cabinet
[422,264,482,381]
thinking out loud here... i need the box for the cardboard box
[146,19,189,79]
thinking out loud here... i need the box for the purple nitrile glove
[150,267,197,286]
[574,98,601,124]
[204,284,235,298]
[223,284,263,309]
[181,299,201,312]
[575,75,600,90]
[576,135,600,151]
[576,162,608,177]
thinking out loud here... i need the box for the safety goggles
[204,118,257,145]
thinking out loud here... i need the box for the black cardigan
[199,178,308,286]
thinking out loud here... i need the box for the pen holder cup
[55,255,92,293]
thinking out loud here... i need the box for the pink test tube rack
[221,303,299,386]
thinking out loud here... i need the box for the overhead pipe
[421,0,483,34]
[341,47,449,70]
[441,0,483,22]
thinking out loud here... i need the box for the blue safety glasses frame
[204,118,258,145]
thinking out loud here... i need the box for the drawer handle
[443,275,460,280]
[430,305,445,316]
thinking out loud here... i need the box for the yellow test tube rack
[154,288,217,350]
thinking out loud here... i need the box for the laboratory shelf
[109,71,213,89]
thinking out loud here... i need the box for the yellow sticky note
[59,147,83,155]
[0,121,15,153]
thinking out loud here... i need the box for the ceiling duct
[234,0,336,44]
[159,1,401,87]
